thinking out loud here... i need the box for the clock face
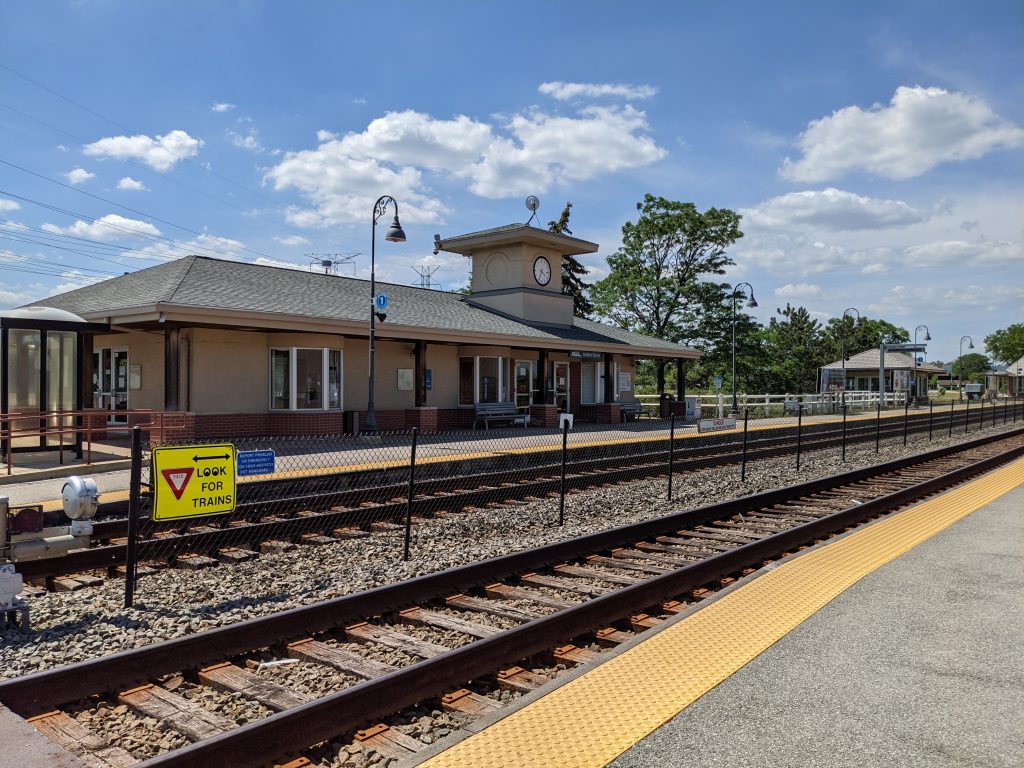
[533,256,552,286]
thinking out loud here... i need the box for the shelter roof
[28,256,695,358]
[822,348,946,373]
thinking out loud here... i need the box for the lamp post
[840,307,861,407]
[958,334,974,403]
[364,195,406,434]
[730,282,757,416]
[912,324,931,406]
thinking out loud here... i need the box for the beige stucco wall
[188,328,269,413]
[426,344,459,407]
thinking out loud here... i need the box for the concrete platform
[611,481,1024,767]
[418,458,1023,767]
[0,705,86,768]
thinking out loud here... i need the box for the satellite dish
[525,195,540,225]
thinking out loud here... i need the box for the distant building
[820,348,944,398]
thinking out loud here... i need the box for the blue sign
[237,450,275,477]
[713,375,723,389]
[375,292,389,311]
[425,368,432,390]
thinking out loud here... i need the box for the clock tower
[435,224,598,327]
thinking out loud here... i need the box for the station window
[270,348,342,411]
[458,356,509,405]
[581,362,606,404]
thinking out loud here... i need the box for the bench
[620,400,643,422]
[474,402,529,430]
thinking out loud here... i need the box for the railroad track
[14,403,1020,584]
[3,429,1021,768]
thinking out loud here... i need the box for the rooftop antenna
[306,253,358,275]
[525,195,540,226]
[412,264,441,289]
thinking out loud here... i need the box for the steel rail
[3,426,1020,720]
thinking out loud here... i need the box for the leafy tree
[760,304,823,393]
[591,194,743,391]
[547,202,593,318]
[952,352,991,382]
[984,323,1024,366]
[819,315,909,363]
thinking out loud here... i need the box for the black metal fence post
[965,398,970,434]
[928,400,933,441]
[979,399,984,431]
[875,402,881,454]
[1003,397,1008,425]
[740,409,749,482]
[795,403,803,471]
[841,401,848,462]
[903,397,909,446]
[668,414,676,499]
[403,427,418,562]
[124,425,142,609]
[559,418,568,526]
[948,400,954,437]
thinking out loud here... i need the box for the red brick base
[595,403,622,424]
[529,404,559,428]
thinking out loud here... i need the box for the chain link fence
[120,395,1024,605]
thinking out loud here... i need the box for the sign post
[152,444,237,521]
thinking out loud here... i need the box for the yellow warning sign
[152,443,236,521]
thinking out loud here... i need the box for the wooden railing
[635,390,909,419]
[0,409,188,475]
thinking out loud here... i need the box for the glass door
[553,362,569,412]
[514,362,533,409]
[95,347,129,424]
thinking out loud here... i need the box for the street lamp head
[968,340,974,349]
[924,330,931,341]
[746,296,758,309]
[384,215,406,243]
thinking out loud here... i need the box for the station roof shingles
[30,256,696,357]
[822,348,946,373]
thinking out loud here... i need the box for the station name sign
[152,443,237,521]
[698,417,737,433]
[569,350,603,360]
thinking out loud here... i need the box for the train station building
[820,348,945,400]
[3,224,698,439]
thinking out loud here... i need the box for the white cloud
[742,188,925,231]
[903,238,1022,267]
[862,262,889,274]
[83,130,203,172]
[265,102,665,225]
[538,81,658,101]
[774,282,823,299]
[0,198,20,212]
[230,127,263,152]
[273,235,310,246]
[782,86,1024,182]
[43,214,161,241]
[116,176,148,191]
[867,284,1024,316]
[210,102,236,113]
[64,167,95,185]
[120,232,242,262]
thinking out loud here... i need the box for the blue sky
[1,0,1022,364]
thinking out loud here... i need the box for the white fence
[636,390,907,418]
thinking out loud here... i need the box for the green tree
[952,352,991,383]
[591,194,743,391]
[547,202,593,318]
[984,323,1024,366]
[819,316,909,363]
[761,304,824,393]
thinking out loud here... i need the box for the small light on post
[365,196,406,435]
[730,282,757,416]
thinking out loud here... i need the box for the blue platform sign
[425,368,432,390]
[375,292,389,311]
[237,450,275,477]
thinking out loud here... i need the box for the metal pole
[559,418,568,526]
[980,398,984,431]
[668,414,676,498]
[740,409,749,482]
[841,401,848,462]
[731,294,738,415]
[928,400,933,441]
[948,400,954,438]
[795,403,803,471]
[903,397,909,446]
[964,398,969,433]
[124,425,142,609]
[403,427,418,561]
[875,403,881,453]
[366,207,378,435]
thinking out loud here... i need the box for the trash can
[343,410,361,435]
[659,393,676,419]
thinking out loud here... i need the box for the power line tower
[412,264,441,289]
[306,253,358,275]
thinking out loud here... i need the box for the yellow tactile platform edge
[421,455,1024,768]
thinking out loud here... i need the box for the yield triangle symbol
[161,467,194,501]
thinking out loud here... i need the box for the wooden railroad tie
[441,688,503,716]
[353,723,424,760]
